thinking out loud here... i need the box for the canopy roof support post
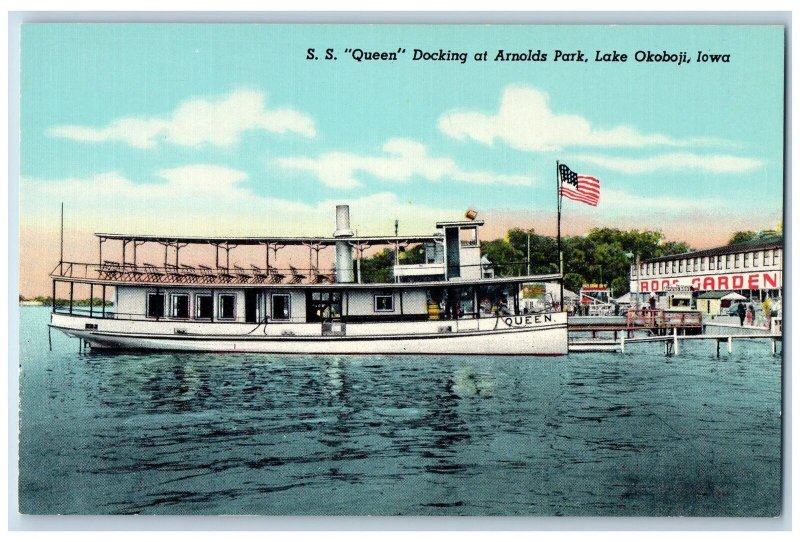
[133,240,145,268]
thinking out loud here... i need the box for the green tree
[563,272,585,294]
[481,239,523,277]
[359,248,394,283]
[728,230,758,245]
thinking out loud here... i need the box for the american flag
[558,164,600,207]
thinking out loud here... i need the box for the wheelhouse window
[374,293,394,312]
[272,294,291,320]
[170,294,189,319]
[195,294,213,319]
[218,294,236,320]
[147,292,165,318]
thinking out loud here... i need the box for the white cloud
[438,85,724,152]
[572,153,763,174]
[47,89,316,149]
[275,138,532,189]
[20,167,465,237]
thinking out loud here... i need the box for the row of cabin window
[146,292,292,320]
[638,249,781,277]
[145,292,396,320]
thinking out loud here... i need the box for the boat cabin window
[374,293,394,312]
[218,294,236,320]
[272,294,290,321]
[195,294,213,319]
[147,292,165,318]
[170,294,189,319]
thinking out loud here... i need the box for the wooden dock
[568,327,782,356]
[566,309,781,356]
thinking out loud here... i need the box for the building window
[271,294,290,321]
[726,255,731,269]
[708,257,714,271]
[753,251,760,267]
[218,294,236,320]
[170,294,189,318]
[774,249,780,266]
[764,250,771,265]
[678,259,684,273]
[658,262,664,274]
[374,293,394,312]
[687,259,693,272]
[700,258,705,271]
[734,254,741,268]
[195,294,213,319]
[744,253,750,268]
[147,292,164,318]
[671,261,676,274]
[716,256,722,270]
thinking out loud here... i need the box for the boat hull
[50,312,568,355]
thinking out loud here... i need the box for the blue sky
[19,24,784,293]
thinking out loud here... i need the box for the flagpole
[556,161,563,310]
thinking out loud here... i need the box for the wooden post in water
[673,326,679,356]
[728,336,733,354]
[620,335,625,354]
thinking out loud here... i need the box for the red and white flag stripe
[560,175,600,207]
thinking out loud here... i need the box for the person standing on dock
[747,304,755,326]
[737,302,746,326]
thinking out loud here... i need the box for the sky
[18,24,784,296]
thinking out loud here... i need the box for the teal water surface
[18,307,781,515]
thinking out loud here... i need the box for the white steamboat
[49,206,567,355]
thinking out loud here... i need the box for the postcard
[17,22,784,518]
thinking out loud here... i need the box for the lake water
[17,307,782,516]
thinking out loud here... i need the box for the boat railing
[53,260,554,285]
[51,261,344,286]
[625,308,703,329]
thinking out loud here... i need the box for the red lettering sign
[718,276,728,289]
[763,273,777,288]
[691,278,701,289]
[732,275,743,289]
[748,274,759,289]
[703,277,715,290]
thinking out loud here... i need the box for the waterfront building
[628,236,783,312]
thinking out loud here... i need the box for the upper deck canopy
[95,233,443,246]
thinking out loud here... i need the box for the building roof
[95,233,443,247]
[642,236,782,264]
[696,290,747,300]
